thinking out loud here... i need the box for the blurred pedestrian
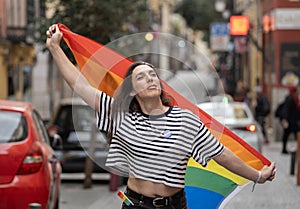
[244,87,252,107]
[46,24,276,209]
[254,86,270,144]
[233,80,248,102]
[279,86,300,154]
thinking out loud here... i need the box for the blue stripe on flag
[185,186,224,209]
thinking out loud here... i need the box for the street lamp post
[213,0,236,94]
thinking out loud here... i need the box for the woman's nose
[146,75,153,82]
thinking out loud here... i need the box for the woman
[46,24,275,209]
[280,86,300,154]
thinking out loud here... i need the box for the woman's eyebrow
[135,69,155,77]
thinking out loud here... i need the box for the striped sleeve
[191,122,224,167]
[96,92,114,132]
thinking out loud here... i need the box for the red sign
[230,16,250,36]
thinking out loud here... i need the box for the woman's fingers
[46,30,51,37]
[46,24,58,37]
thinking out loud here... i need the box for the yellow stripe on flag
[188,158,249,186]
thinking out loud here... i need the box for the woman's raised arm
[46,24,100,112]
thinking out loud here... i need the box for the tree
[38,0,152,62]
[174,0,222,41]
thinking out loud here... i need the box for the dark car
[0,100,61,209]
[47,98,109,173]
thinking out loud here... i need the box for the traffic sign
[210,23,230,36]
[210,23,230,51]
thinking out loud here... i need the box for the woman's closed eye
[136,74,144,80]
[149,72,158,78]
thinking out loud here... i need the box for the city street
[59,140,300,209]
[2,1,300,209]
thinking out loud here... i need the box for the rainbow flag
[57,24,271,209]
[117,191,134,206]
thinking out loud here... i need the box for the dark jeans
[121,187,187,209]
[256,116,268,142]
[282,126,297,152]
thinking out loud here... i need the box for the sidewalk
[224,140,300,209]
[60,141,300,209]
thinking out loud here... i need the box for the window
[0,111,28,143]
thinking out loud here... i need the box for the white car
[197,101,264,153]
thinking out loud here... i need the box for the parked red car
[0,100,61,209]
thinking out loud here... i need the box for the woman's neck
[137,97,168,115]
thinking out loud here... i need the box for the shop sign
[230,16,250,36]
[272,8,300,30]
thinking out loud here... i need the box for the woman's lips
[147,84,157,90]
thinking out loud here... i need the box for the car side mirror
[51,134,63,150]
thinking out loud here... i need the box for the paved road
[59,141,300,209]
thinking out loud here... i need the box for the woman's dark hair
[107,61,171,141]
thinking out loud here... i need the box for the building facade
[262,0,300,91]
[0,0,44,100]
[262,0,300,140]
[234,0,263,92]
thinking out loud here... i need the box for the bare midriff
[127,176,183,198]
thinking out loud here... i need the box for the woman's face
[130,64,161,100]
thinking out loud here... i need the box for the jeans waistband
[125,187,185,208]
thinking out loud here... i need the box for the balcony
[6,26,27,43]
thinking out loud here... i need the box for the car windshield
[201,104,249,119]
[55,105,94,132]
[0,111,28,143]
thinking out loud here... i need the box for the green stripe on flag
[185,166,237,197]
